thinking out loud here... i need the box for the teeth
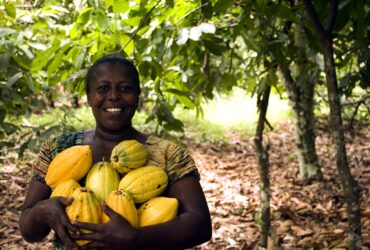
[105,108,122,112]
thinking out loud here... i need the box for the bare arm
[19,179,52,241]
[19,179,79,249]
[73,175,212,249]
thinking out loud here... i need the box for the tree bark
[303,1,362,248]
[254,86,271,248]
[279,20,323,181]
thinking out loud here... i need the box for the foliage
[0,0,235,138]
[0,0,369,154]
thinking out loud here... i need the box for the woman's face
[87,62,139,132]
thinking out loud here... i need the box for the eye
[97,86,110,93]
[118,85,135,93]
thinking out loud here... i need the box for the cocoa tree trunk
[279,19,323,181]
[254,86,271,247]
[303,1,362,248]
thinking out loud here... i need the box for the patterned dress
[31,131,200,249]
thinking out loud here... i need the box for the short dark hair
[85,55,140,94]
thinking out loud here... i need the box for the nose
[108,88,119,100]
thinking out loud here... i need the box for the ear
[86,93,91,106]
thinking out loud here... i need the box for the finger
[61,216,80,235]
[71,231,101,242]
[54,196,74,206]
[102,201,118,218]
[65,222,81,235]
[73,221,101,232]
[63,196,74,206]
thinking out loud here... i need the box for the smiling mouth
[104,108,122,113]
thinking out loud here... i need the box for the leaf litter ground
[0,120,369,249]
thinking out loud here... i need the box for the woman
[19,55,212,249]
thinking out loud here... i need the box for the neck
[94,124,137,143]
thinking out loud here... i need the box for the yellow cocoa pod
[50,179,81,198]
[118,166,168,203]
[110,140,147,174]
[67,187,102,246]
[45,145,92,189]
[85,161,120,201]
[103,190,138,227]
[138,197,179,227]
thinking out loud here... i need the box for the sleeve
[30,131,82,183]
[165,142,200,185]
[31,139,55,183]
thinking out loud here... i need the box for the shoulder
[45,131,84,157]
[53,131,84,145]
[144,135,184,150]
[32,131,83,176]
[144,135,199,184]
[144,135,194,163]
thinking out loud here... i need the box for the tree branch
[341,93,370,106]
[303,0,329,47]
[122,0,162,50]
[346,93,370,132]
[326,0,339,33]
[175,2,209,25]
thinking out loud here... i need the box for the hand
[71,202,137,250]
[35,196,79,250]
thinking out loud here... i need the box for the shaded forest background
[0,0,369,249]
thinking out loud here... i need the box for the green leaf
[62,69,88,84]
[202,36,228,56]
[19,45,34,60]
[32,21,49,29]
[274,4,298,22]
[31,41,61,72]
[7,72,22,86]
[165,0,174,8]
[65,46,79,63]
[123,16,142,26]
[113,0,129,14]
[201,0,213,19]
[18,137,31,160]
[1,122,19,135]
[0,27,17,37]
[4,2,16,19]
[256,0,268,10]
[242,33,259,52]
[360,63,370,88]
[96,10,109,31]
[0,109,6,123]
[164,119,184,132]
[166,88,195,108]
[70,23,81,39]
[120,34,134,55]
[77,7,93,25]
[157,103,184,132]
[11,54,30,70]
[0,53,11,72]
[149,60,164,79]
[74,47,86,68]
[47,50,65,75]
[47,43,71,75]
[24,73,36,93]
[89,41,98,55]
[220,73,236,90]
[213,0,235,14]
[105,0,114,8]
